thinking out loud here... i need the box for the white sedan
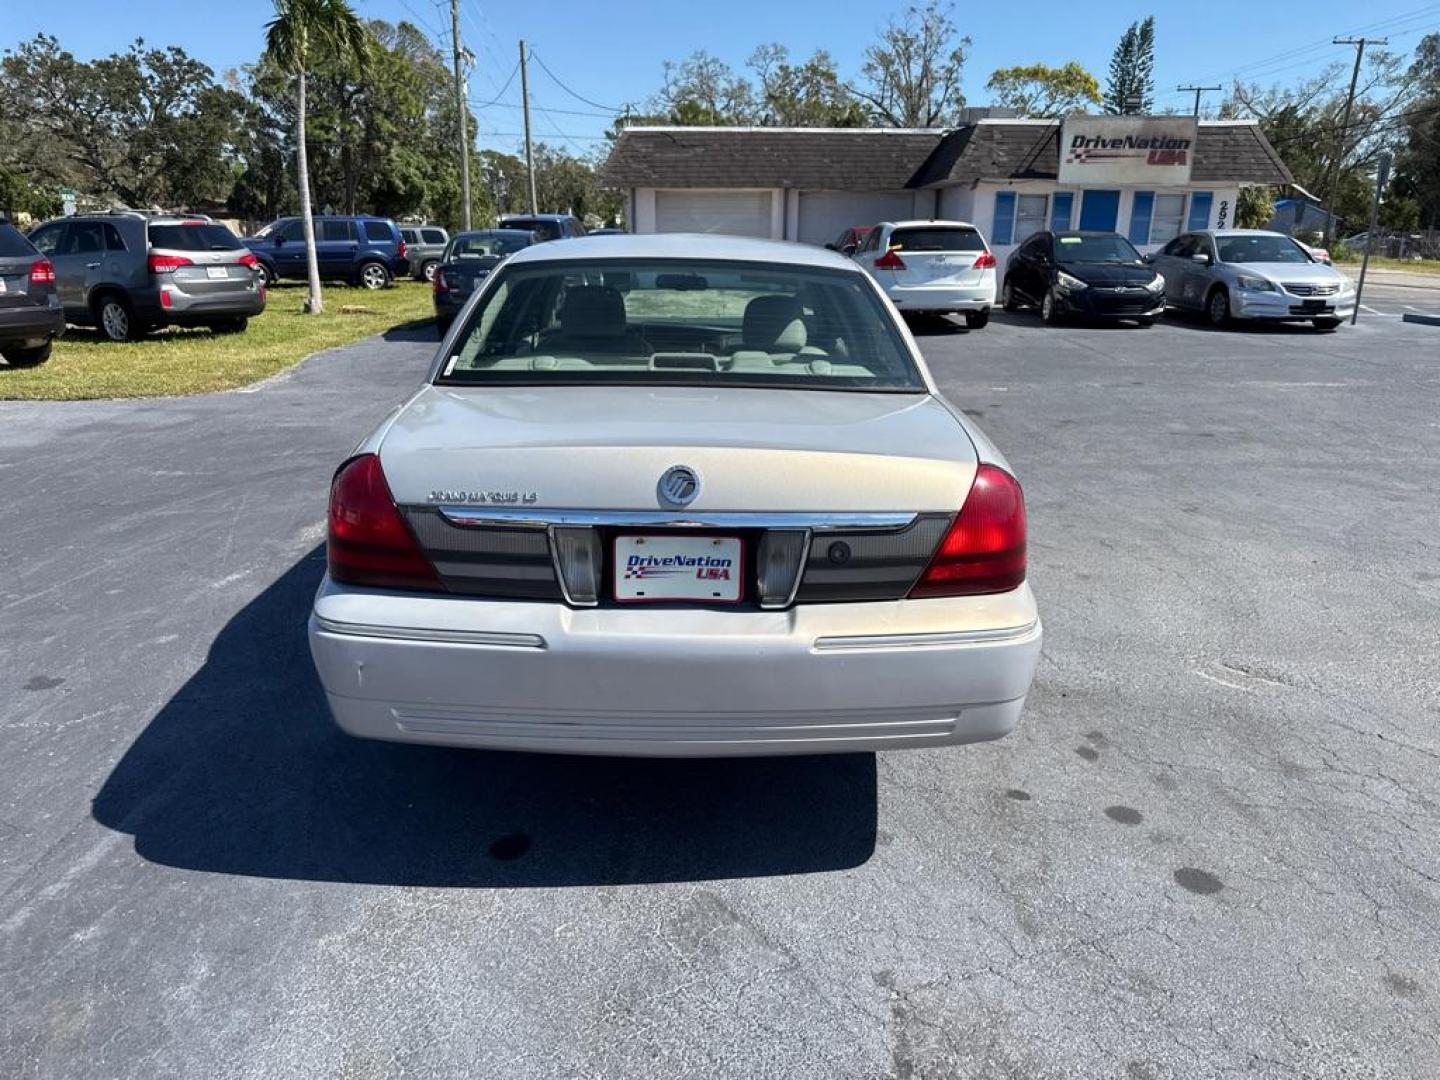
[309,234,1041,756]
[850,220,998,328]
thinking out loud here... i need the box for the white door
[797,191,916,246]
[653,191,772,238]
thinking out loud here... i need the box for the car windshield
[447,232,531,259]
[1218,235,1310,264]
[147,224,244,251]
[888,226,985,252]
[1055,234,1142,263]
[438,259,924,392]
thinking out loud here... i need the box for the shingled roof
[601,121,1294,190]
[598,127,944,191]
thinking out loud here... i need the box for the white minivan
[850,220,997,329]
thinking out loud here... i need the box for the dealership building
[600,117,1295,262]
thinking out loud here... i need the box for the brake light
[398,240,408,260]
[909,464,1026,598]
[29,259,55,284]
[327,453,444,592]
[433,270,448,293]
[238,252,259,269]
[147,253,193,274]
[973,251,997,269]
[874,249,906,270]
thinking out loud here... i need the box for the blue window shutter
[1129,191,1155,245]
[1051,192,1074,231]
[1188,191,1214,231]
[992,191,1015,245]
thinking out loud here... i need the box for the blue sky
[7,0,1438,156]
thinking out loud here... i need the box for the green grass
[0,280,436,401]
[1332,257,1440,276]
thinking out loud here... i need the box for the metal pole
[450,0,471,230]
[1351,151,1391,326]
[519,40,538,214]
[1323,37,1386,248]
[1177,84,1220,117]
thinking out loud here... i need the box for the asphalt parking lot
[2,308,1438,1078]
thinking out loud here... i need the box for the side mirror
[841,243,858,256]
[1141,253,1154,264]
[1191,252,1212,265]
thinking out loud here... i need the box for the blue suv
[244,216,409,290]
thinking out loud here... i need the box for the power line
[528,49,621,113]
[468,99,614,119]
[469,62,519,108]
[1177,84,1222,117]
[1225,3,1440,80]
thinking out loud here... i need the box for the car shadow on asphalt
[381,319,440,343]
[903,313,970,337]
[91,549,878,887]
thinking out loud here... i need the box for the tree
[854,2,970,127]
[1235,185,1275,229]
[657,51,757,125]
[0,165,62,221]
[986,62,1101,117]
[1104,17,1155,115]
[263,0,370,315]
[1391,34,1440,228]
[748,45,866,127]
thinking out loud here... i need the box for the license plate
[614,535,743,603]
[1301,299,1329,310]
[206,266,228,280]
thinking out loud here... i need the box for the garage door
[797,191,918,246]
[654,191,772,238]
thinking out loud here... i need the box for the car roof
[500,213,575,222]
[453,228,534,238]
[500,232,859,270]
[879,219,979,230]
[1201,229,1289,237]
[1053,230,1124,238]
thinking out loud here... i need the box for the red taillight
[973,251,997,269]
[327,454,444,592]
[147,253,193,274]
[909,464,1026,598]
[432,270,448,293]
[398,240,408,260]
[29,259,55,284]
[160,289,173,309]
[874,249,906,270]
[238,252,259,269]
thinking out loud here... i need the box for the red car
[825,226,874,255]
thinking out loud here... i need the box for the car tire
[1136,318,1155,328]
[964,309,990,330]
[358,261,391,290]
[1041,289,1063,326]
[255,263,276,289]
[1001,278,1020,312]
[2,341,52,367]
[95,293,143,342]
[209,317,249,334]
[1313,317,1342,332]
[1206,287,1231,328]
[421,260,439,283]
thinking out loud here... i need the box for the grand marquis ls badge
[657,465,700,509]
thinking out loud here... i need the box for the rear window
[888,227,985,252]
[502,217,562,242]
[438,258,924,392]
[0,223,37,257]
[363,221,393,242]
[447,232,532,258]
[148,224,242,251]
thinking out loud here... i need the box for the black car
[433,229,535,335]
[0,219,65,366]
[1001,231,1166,326]
[496,213,586,242]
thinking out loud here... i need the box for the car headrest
[559,286,626,338]
[743,295,807,352]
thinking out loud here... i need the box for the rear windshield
[1217,235,1309,264]
[0,223,37,257]
[502,217,563,241]
[437,259,923,392]
[1055,234,1143,263]
[448,232,532,259]
[148,224,243,251]
[889,226,985,252]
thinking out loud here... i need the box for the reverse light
[909,464,1027,598]
[874,249,906,270]
[327,454,444,592]
[147,253,193,274]
[973,251,997,269]
[29,259,56,284]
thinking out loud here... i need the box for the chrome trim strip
[437,508,918,532]
[812,621,1039,652]
[312,615,547,649]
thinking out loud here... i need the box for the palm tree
[264,0,369,315]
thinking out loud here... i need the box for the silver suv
[26,212,266,341]
[399,224,450,282]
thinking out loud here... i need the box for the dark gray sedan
[432,229,534,335]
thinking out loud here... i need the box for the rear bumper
[138,282,266,324]
[308,577,1042,757]
[0,302,65,345]
[885,281,996,312]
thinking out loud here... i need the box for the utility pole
[449,0,472,230]
[1177,84,1221,117]
[519,40,538,214]
[1323,36,1387,247]
[1352,150,1391,326]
